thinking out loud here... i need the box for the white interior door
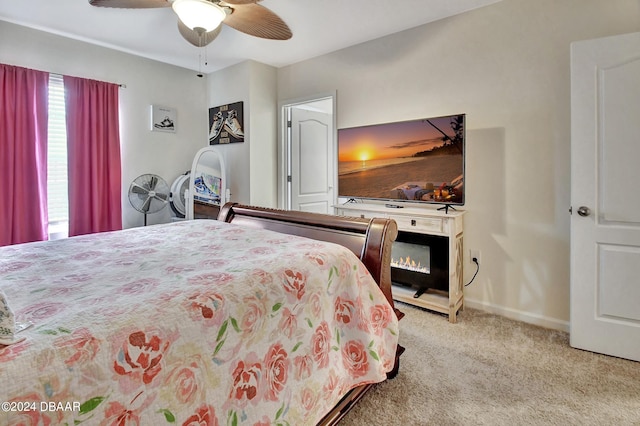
[570,32,640,362]
[287,98,335,213]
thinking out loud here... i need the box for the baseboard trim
[464,298,570,333]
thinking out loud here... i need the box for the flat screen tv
[337,113,465,208]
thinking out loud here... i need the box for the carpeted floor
[341,303,640,425]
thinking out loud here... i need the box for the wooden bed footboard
[218,203,405,424]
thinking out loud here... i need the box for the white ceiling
[0,0,501,73]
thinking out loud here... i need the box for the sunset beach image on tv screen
[337,114,465,205]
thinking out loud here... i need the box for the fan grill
[128,174,170,225]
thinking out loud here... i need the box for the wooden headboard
[217,203,398,309]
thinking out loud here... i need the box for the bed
[0,203,402,425]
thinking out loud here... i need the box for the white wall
[247,61,277,207]
[0,21,209,229]
[206,62,250,205]
[207,60,277,207]
[276,0,640,329]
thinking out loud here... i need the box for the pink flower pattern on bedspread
[0,220,398,425]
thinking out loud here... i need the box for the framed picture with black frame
[209,101,244,144]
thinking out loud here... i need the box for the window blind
[47,73,68,238]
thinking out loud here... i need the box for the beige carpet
[342,303,640,426]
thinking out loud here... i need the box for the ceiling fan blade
[89,0,170,8]
[220,0,261,4]
[177,20,222,47]
[222,3,292,40]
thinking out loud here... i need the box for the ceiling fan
[88,0,292,47]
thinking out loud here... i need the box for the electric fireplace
[391,231,449,298]
[335,203,465,322]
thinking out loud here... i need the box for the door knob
[577,206,591,217]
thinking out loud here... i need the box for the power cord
[465,257,480,287]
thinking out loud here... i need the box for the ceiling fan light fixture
[172,0,226,33]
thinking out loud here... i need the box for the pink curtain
[0,64,49,247]
[64,76,122,237]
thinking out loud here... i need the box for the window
[47,73,68,239]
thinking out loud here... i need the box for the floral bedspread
[0,220,398,425]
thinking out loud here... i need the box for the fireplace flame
[391,256,430,274]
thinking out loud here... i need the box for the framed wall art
[209,101,244,144]
[151,105,176,133]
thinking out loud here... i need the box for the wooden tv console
[334,202,465,323]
